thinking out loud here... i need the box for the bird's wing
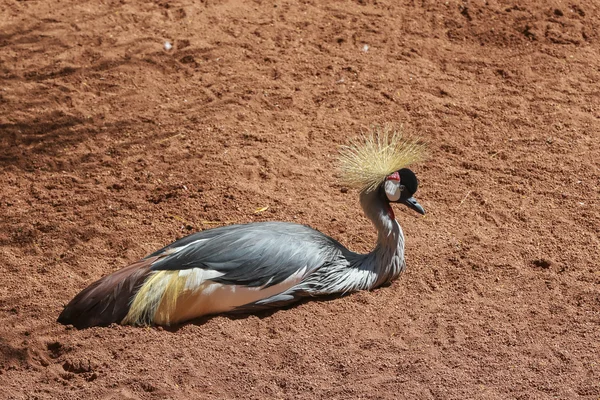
[146,222,343,288]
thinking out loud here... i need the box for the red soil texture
[1,0,599,399]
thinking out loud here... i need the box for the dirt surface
[1,0,599,398]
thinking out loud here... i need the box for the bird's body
[58,127,426,329]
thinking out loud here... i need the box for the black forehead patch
[398,168,418,195]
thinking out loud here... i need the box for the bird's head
[382,168,425,215]
[339,125,427,216]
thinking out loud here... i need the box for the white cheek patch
[384,180,401,202]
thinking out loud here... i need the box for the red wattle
[387,171,400,181]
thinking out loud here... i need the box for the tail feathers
[57,257,157,329]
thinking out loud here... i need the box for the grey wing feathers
[147,221,345,288]
[229,293,300,314]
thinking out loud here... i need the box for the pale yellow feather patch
[338,125,427,193]
[153,272,189,325]
[123,270,186,326]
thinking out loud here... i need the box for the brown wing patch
[57,257,157,329]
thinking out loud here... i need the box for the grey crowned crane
[57,129,426,329]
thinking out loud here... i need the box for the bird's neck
[358,189,406,286]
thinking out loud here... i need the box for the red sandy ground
[1,0,599,399]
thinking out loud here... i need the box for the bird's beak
[401,196,425,215]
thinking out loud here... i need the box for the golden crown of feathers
[339,125,427,193]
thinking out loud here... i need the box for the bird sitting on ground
[57,127,426,329]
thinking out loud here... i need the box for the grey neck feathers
[358,188,406,287]
[295,189,406,296]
